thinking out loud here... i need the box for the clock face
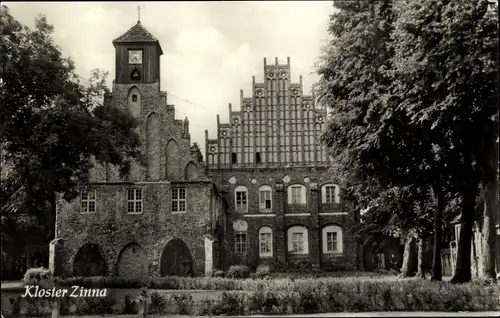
[129,50,143,64]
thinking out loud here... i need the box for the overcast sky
[6,1,334,153]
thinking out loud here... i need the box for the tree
[317,0,448,280]
[390,0,498,283]
[0,6,143,270]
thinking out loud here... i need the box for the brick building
[53,21,229,278]
[205,58,360,271]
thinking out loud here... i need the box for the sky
[6,1,335,153]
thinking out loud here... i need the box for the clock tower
[112,21,163,84]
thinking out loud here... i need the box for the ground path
[2,312,499,318]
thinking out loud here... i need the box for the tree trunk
[416,237,425,278]
[480,135,498,281]
[451,191,477,283]
[401,236,417,277]
[431,185,444,281]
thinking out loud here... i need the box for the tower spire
[137,4,145,23]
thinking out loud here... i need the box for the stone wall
[90,82,197,184]
[55,181,219,277]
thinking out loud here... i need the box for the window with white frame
[287,226,309,254]
[322,225,343,254]
[81,189,96,213]
[127,189,143,214]
[287,184,306,204]
[235,185,248,213]
[322,184,340,204]
[259,185,272,212]
[259,226,273,257]
[235,232,247,253]
[172,188,186,213]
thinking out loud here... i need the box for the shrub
[24,298,48,317]
[123,295,138,314]
[171,294,194,315]
[75,297,115,315]
[213,270,225,278]
[9,297,21,316]
[255,264,271,278]
[44,278,500,315]
[59,295,73,315]
[227,265,250,279]
[23,267,52,286]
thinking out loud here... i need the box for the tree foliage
[0,6,143,268]
[317,0,498,282]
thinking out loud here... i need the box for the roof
[113,21,163,54]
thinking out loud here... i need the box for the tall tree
[390,0,498,283]
[0,6,143,269]
[317,0,448,279]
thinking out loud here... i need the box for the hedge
[4,279,499,316]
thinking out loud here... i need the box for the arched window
[287,226,309,254]
[322,225,343,254]
[259,226,273,258]
[258,185,272,212]
[287,184,306,204]
[127,86,141,118]
[234,185,248,213]
[321,184,341,204]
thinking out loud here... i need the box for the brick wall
[209,166,359,271]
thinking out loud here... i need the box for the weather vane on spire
[137,4,145,23]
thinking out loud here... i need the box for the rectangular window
[235,232,247,253]
[326,232,338,252]
[127,189,143,214]
[325,186,336,203]
[256,152,261,164]
[291,186,302,204]
[236,191,247,212]
[232,152,237,164]
[81,189,96,213]
[260,233,272,255]
[172,188,186,213]
[259,190,272,211]
[291,232,304,253]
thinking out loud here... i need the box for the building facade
[54,21,229,278]
[205,58,360,271]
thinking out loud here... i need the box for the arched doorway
[73,243,106,277]
[117,242,148,278]
[160,239,193,276]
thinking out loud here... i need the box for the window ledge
[259,209,273,213]
[288,252,309,256]
[172,211,187,214]
[259,255,273,259]
[80,211,96,214]
[323,251,344,256]
[127,212,143,215]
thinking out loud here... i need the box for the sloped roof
[113,21,163,54]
